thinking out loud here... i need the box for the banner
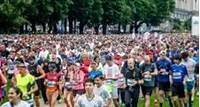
[192,16,199,36]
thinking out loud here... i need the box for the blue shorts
[186,81,195,91]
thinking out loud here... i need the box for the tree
[128,0,175,33]
[0,0,30,33]
[88,0,103,34]
[101,0,128,34]
[48,0,72,34]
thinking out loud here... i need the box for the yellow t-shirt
[16,74,35,95]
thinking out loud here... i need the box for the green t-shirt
[16,74,35,95]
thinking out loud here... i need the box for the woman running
[44,62,61,107]
[63,64,74,107]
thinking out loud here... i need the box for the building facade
[172,0,199,21]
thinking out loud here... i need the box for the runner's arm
[0,70,7,84]
[11,75,16,87]
[36,65,45,80]
[150,64,158,76]
[28,82,38,95]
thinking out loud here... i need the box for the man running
[76,79,104,107]
[123,58,143,107]
[94,75,112,107]
[181,51,196,107]
[103,55,120,107]
[156,51,173,107]
[170,55,188,107]
[140,55,158,107]
[12,61,38,107]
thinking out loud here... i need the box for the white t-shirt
[181,58,196,81]
[93,85,111,102]
[103,63,120,86]
[76,94,104,107]
[1,101,30,107]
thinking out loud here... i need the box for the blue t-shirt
[167,50,180,59]
[156,58,171,82]
[170,64,188,83]
[193,56,199,64]
[88,70,103,80]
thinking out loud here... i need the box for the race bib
[144,75,152,81]
[127,79,136,86]
[47,81,56,87]
[106,70,113,79]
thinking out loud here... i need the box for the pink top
[46,72,61,82]
[71,70,85,90]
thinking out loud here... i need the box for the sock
[160,103,163,107]
[184,103,188,107]
[167,97,173,107]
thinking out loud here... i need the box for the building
[172,0,199,21]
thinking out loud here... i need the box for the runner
[103,55,120,107]
[140,55,158,107]
[123,58,143,107]
[44,62,61,107]
[63,64,74,107]
[1,87,30,107]
[94,75,112,107]
[0,69,7,104]
[27,56,45,107]
[12,61,38,107]
[181,51,196,107]
[76,79,104,107]
[156,51,173,107]
[170,55,188,107]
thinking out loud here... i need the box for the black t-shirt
[124,67,142,87]
[0,50,9,58]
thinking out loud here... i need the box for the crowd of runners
[0,33,199,107]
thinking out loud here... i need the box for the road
[40,100,65,107]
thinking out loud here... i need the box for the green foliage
[173,18,191,32]
[0,0,175,34]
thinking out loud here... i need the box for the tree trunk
[129,24,133,33]
[118,24,121,34]
[42,23,46,33]
[135,26,139,33]
[79,21,84,34]
[94,26,99,35]
[19,25,24,34]
[102,24,107,35]
[53,23,57,34]
[123,25,126,34]
[48,23,51,33]
[68,17,73,34]
[64,18,67,33]
[31,22,36,33]
[134,21,143,33]
[73,19,76,34]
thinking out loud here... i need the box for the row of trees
[0,0,175,34]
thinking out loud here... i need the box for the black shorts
[141,86,154,96]
[158,82,170,92]
[172,83,185,98]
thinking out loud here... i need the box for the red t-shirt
[45,72,61,92]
